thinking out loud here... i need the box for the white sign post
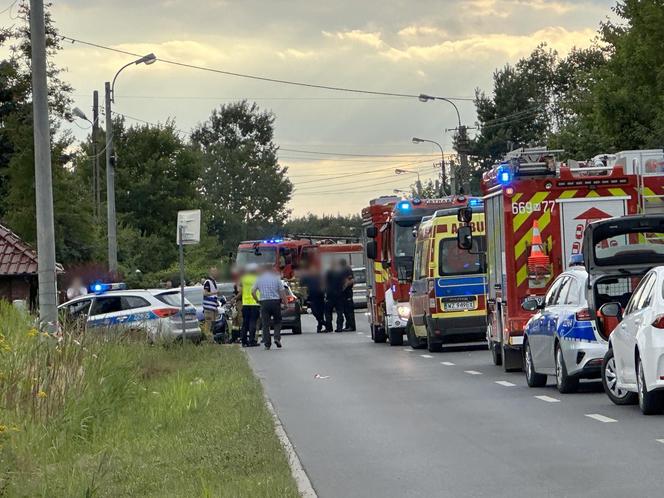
[177,210,201,343]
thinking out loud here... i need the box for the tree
[191,101,293,252]
[0,1,96,264]
[279,214,363,239]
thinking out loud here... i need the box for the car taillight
[651,314,664,329]
[153,307,179,318]
[287,295,297,304]
[575,308,592,321]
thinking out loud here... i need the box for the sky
[3,0,615,216]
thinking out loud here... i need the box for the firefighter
[300,266,326,333]
[238,263,260,347]
[340,259,356,331]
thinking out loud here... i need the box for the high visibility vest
[241,274,259,306]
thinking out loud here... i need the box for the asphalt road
[247,313,664,498]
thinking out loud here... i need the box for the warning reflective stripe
[558,190,578,200]
[516,266,528,287]
[587,190,600,198]
[608,188,628,197]
[515,210,552,260]
[512,192,550,232]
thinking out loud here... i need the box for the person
[339,260,356,331]
[324,260,345,332]
[239,264,260,347]
[66,277,88,300]
[203,267,220,340]
[300,267,326,333]
[252,264,287,349]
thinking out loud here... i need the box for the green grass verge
[0,302,298,497]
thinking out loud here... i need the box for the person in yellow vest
[239,263,260,347]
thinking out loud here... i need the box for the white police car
[59,284,202,342]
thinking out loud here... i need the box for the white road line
[440,361,455,366]
[656,439,664,444]
[403,348,413,352]
[585,414,617,423]
[420,354,433,359]
[356,332,363,335]
[265,399,318,497]
[464,370,482,375]
[534,395,560,403]
[495,380,516,387]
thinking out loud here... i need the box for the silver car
[352,267,368,309]
[59,289,202,342]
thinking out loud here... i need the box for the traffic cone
[527,220,550,275]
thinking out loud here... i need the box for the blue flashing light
[398,201,412,211]
[469,198,481,207]
[264,238,284,244]
[92,283,104,293]
[497,167,512,185]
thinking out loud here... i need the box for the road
[247,313,664,498]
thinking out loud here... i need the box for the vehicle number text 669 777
[511,200,556,215]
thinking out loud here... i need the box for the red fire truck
[465,147,645,371]
[235,238,315,280]
[363,195,472,345]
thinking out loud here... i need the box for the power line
[59,34,473,102]
[280,147,437,158]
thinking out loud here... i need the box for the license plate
[443,301,475,311]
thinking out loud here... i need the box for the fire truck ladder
[634,159,664,216]
[505,147,564,175]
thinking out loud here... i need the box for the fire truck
[235,238,315,280]
[463,147,646,371]
[363,195,472,345]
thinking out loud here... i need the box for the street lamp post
[419,93,469,194]
[412,137,449,195]
[395,168,422,196]
[72,106,99,217]
[104,53,157,274]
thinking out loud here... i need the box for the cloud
[324,29,385,49]
[277,48,319,60]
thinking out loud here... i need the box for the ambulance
[363,196,471,345]
[461,147,643,371]
[409,200,487,352]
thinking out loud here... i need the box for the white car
[593,216,664,414]
[59,288,202,342]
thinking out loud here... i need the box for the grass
[0,302,298,497]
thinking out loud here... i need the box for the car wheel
[372,324,387,343]
[555,344,579,394]
[637,356,664,415]
[291,322,302,335]
[407,320,426,350]
[388,327,403,346]
[601,348,637,405]
[524,340,547,387]
[490,341,502,366]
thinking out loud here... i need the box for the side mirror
[457,225,473,250]
[366,226,378,239]
[458,207,473,224]
[366,240,377,260]
[522,297,542,312]
[599,302,622,319]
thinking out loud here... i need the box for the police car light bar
[398,201,412,211]
[90,282,127,293]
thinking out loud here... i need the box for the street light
[419,93,470,194]
[72,105,102,218]
[395,168,422,195]
[104,53,157,273]
[412,136,448,195]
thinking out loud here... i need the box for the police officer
[202,267,220,340]
[300,267,326,333]
[339,259,356,331]
[324,260,345,332]
[239,264,260,346]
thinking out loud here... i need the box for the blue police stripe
[438,277,486,286]
[436,284,488,298]
[88,311,158,328]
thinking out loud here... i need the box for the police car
[59,283,202,342]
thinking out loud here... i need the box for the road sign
[176,209,201,245]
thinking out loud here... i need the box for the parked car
[589,215,664,414]
[59,288,202,342]
[279,282,302,334]
[522,264,613,394]
[352,267,367,309]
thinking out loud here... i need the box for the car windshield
[353,269,367,283]
[439,237,486,276]
[236,247,277,267]
[593,227,664,268]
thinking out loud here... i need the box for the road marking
[265,399,318,497]
[440,361,455,366]
[585,414,617,423]
[495,380,516,387]
[656,439,664,445]
[365,334,371,338]
[420,354,433,359]
[464,370,482,375]
[403,348,413,352]
[534,395,560,403]
[356,332,363,335]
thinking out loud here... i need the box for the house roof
[0,223,63,276]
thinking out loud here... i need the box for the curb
[265,397,318,498]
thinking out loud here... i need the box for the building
[0,224,58,309]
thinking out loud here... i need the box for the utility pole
[92,90,100,219]
[29,0,58,330]
[104,82,118,274]
[457,125,471,195]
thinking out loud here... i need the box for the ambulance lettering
[450,221,485,234]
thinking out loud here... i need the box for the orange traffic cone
[527,220,550,275]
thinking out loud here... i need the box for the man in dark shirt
[339,260,356,331]
[324,261,345,332]
[300,268,326,333]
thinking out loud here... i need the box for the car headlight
[396,305,411,319]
